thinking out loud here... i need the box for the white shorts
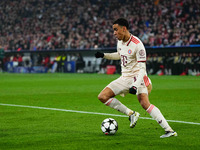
[106,75,152,97]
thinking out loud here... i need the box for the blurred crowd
[0,0,200,51]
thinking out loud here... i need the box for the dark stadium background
[0,0,199,75]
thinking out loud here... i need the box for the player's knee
[98,93,109,103]
[97,94,102,101]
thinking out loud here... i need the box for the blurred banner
[5,62,48,73]
[64,61,76,73]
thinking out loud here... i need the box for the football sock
[104,98,134,116]
[146,104,173,132]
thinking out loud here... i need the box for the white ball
[101,118,118,135]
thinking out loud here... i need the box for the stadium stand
[0,0,199,75]
[0,0,200,50]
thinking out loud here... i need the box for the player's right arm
[104,52,120,60]
[95,52,120,60]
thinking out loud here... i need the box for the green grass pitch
[0,73,200,150]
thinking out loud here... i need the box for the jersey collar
[124,34,133,46]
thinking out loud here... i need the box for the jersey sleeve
[136,42,146,62]
[104,52,120,60]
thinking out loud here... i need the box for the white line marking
[0,103,200,125]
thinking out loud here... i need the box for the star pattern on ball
[108,119,114,125]
[101,118,118,135]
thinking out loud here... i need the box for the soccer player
[95,18,177,138]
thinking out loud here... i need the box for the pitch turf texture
[0,73,199,150]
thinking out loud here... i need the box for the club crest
[128,49,132,54]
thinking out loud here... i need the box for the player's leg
[98,76,140,128]
[98,86,139,128]
[137,93,177,138]
[98,87,134,116]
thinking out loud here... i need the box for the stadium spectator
[17,54,23,66]
[76,53,85,73]
[0,47,4,72]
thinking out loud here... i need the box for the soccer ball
[101,118,118,135]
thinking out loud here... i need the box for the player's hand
[95,52,104,58]
[129,86,137,95]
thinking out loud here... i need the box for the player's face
[113,24,125,41]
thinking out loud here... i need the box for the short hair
[113,18,129,29]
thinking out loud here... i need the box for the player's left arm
[129,62,146,94]
[129,42,147,94]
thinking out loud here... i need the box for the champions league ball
[101,118,118,135]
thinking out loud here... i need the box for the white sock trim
[146,104,154,113]
[104,98,114,106]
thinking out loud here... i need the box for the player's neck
[122,33,131,43]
